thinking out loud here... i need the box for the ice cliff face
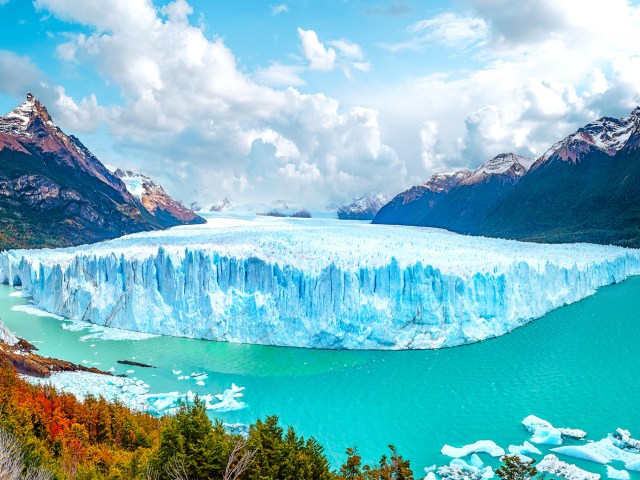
[1,219,639,350]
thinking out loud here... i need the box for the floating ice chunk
[441,440,505,458]
[552,438,640,467]
[425,473,437,480]
[23,371,150,411]
[537,454,600,480]
[450,459,476,471]
[610,429,640,452]
[552,446,609,464]
[196,380,205,386]
[424,465,436,473]
[625,460,640,472]
[126,369,134,374]
[172,369,182,375]
[522,415,586,445]
[209,383,246,412]
[469,454,483,468]
[437,465,482,480]
[606,467,629,480]
[508,441,541,457]
[61,321,158,341]
[12,304,63,320]
[480,467,494,479]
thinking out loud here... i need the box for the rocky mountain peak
[0,93,55,137]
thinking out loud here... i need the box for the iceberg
[2,218,640,349]
[522,415,586,445]
[537,454,600,480]
[441,440,505,458]
[551,438,640,468]
[610,429,640,452]
[437,460,493,480]
[508,441,541,457]
[606,467,630,480]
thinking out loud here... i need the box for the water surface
[1,278,638,477]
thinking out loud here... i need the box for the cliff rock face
[0,94,201,249]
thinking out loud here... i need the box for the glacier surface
[1,216,640,349]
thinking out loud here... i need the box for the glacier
[1,216,640,350]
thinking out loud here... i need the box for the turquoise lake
[1,277,639,478]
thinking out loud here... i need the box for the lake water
[1,277,639,478]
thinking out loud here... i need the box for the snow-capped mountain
[209,196,231,212]
[337,193,393,220]
[110,169,204,227]
[460,153,535,185]
[539,107,640,163]
[375,106,640,247]
[0,94,197,249]
[375,152,535,230]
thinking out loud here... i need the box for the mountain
[337,193,393,220]
[373,108,640,247]
[110,169,205,227]
[374,153,534,231]
[0,94,197,250]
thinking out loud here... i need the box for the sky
[1,0,640,208]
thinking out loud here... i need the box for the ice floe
[607,466,630,480]
[552,437,640,469]
[11,304,63,320]
[61,321,158,341]
[537,454,600,480]
[23,371,245,416]
[522,415,586,445]
[441,441,505,458]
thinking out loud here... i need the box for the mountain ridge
[374,107,640,247]
[0,94,203,250]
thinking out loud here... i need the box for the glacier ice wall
[1,218,639,349]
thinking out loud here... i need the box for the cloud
[361,0,640,180]
[33,0,403,207]
[297,28,371,78]
[382,13,488,52]
[270,3,288,16]
[253,63,306,87]
[297,28,337,71]
[0,51,42,96]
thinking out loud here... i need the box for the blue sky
[2,0,640,207]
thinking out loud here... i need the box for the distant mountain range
[337,193,393,220]
[0,94,203,250]
[374,108,640,247]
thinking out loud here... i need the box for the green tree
[495,455,538,480]
[154,396,232,479]
[364,445,413,480]
[340,447,364,480]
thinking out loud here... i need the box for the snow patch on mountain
[540,107,640,163]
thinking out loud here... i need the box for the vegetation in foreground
[0,362,416,479]
[0,361,545,480]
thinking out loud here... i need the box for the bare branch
[224,438,257,480]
